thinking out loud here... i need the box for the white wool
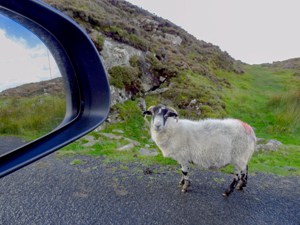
[150,117,256,172]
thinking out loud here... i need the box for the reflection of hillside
[0,84,66,139]
[0,77,64,97]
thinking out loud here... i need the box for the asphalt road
[1,151,300,225]
[0,136,27,156]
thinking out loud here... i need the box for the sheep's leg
[180,165,190,192]
[223,174,239,197]
[236,165,248,190]
[179,175,185,186]
[179,165,189,186]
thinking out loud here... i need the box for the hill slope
[45,0,244,118]
[43,0,299,144]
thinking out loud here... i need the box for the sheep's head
[143,104,178,131]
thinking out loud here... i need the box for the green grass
[58,98,300,177]
[0,95,65,140]
[249,145,300,176]
[161,70,226,118]
[220,145,300,176]
[58,100,178,167]
[215,65,300,176]
[267,90,300,134]
[217,65,300,145]
[58,66,300,176]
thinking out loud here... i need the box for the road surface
[1,152,299,225]
[0,136,27,155]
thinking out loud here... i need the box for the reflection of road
[0,136,26,155]
[1,154,300,224]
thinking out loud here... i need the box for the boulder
[110,85,132,106]
[101,39,143,69]
[255,139,282,152]
[117,143,135,151]
[139,148,159,156]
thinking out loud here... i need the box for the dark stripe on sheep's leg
[179,175,185,186]
[223,174,239,197]
[236,165,248,190]
[180,165,190,192]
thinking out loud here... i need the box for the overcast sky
[126,0,300,64]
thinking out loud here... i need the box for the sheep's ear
[144,105,155,117]
[143,111,153,116]
[166,112,178,118]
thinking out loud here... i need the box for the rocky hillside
[43,0,244,118]
[0,77,64,98]
[262,57,300,70]
[262,57,300,78]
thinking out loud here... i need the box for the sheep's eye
[152,107,160,114]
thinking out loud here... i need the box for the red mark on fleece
[238,120,253,135]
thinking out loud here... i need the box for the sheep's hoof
[222,189,232,197]
[236,185,244,191]
[222,192,229,197]
[236,181,246,190]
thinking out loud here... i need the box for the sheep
[143,104,256,196]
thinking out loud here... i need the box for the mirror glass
[0,14,66,155]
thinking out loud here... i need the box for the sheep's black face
[152,107,168,131]
[143,105,178,131]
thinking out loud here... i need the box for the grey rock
[139,148,159,156]
[140,18,159,32]
[101,39,143,69]
[137,98,146,111]
[151,33,182,46]
[256,138,267,144]
[82,136,97,147]
[101,133,123,140]
[110,85,132,106]
[255,139,282,152]
[112,129,124,134]
[146,87,169,95]
[117,143,135,151]
[268,139,283,146]
[124,138,141,147]
[165,33,182,45]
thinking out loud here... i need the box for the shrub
[129,55,140,67]
[96,34,104,51]
[108,66,141,94]
[146,54,178,79]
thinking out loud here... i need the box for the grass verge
[217,65,300,145]
[58,99,300,176]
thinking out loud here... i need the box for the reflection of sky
[0,14,41,48]
[0,14,61,92]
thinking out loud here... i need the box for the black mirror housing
[0,0,110,177]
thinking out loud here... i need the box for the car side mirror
[0,0,110,177]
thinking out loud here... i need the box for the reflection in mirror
[0,14,66,155]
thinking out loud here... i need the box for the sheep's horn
[167,106,178,115]
[146,105,156,113]
[143,105,155,117]
[166,106,179,122]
